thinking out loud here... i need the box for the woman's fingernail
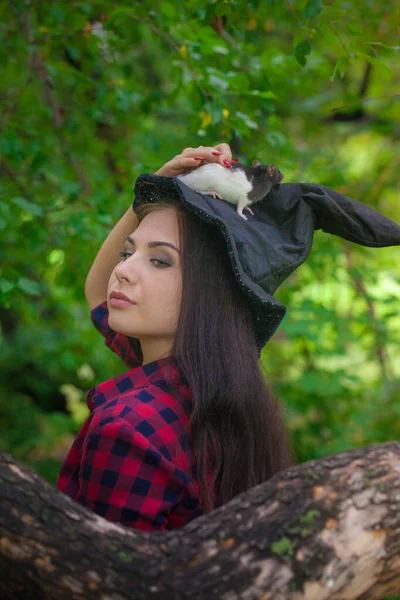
[233,158,239,162]
[194,157,204,160]
[223,159,232,167]
[212,152,222,156]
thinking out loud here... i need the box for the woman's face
[107,207,182,364]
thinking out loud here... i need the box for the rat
[176,159,284,220]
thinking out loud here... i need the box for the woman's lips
[109,292,136,308]
[109,297,135,308]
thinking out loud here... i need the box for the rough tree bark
[1,442,399,600]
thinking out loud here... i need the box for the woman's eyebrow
[125,235,181,255]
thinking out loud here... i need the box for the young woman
[57,143,295,531]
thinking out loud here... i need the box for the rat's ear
[252,160,261,167]
[267,165,276,176]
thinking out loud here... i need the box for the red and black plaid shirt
[57,301,209,531]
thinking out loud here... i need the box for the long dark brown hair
[133,197,296,514]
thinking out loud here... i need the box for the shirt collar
[87,355,186,411]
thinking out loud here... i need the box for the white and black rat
[176,159,284,220]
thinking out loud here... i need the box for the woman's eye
[119,251,169,268]
[151,259,170,268]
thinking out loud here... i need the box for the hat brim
[133,173,286,351]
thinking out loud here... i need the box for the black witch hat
[133,175,400,355]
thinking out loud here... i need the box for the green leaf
[330,57,350,81]
[266,131,286,147]
[12,198,43,217]
[366,42,400,53]
[50,4,66,22]
[208,74,229,90]
[160,2,177,18]
[347,23,362,34]
[212,45,229,55]
[60,181,81,196]
[0,280,14,294]
[47,249,65,266]
[66,45,81,61]
[295,40,311,67]
[303,0,323,19]
[18,278,41,296]
[76,2,93,16]
[236,112,259,130]
[251,90,279,100]
[215,4,232,17]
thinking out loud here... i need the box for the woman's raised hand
[154,143,233,177]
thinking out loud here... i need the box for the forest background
[0,0,399,487]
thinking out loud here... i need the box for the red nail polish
[194,157,204,160]
[233,158,239,162]
[223,159,232,167]
[212,152,222,156]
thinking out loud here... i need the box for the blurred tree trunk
[0,442,399,600]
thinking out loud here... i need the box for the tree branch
[359,62,373,99]
[0,75,32,135]
[331,93,400,113]
[344,246,392,381]
[1,442,399,599]
[0,157,37,203]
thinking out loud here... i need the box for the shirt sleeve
[76,417,184,531]
[90,301,142,369]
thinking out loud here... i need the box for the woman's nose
[114,257,138,283]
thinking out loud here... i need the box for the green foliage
[271,536,298,560]
[0,1,399,495]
